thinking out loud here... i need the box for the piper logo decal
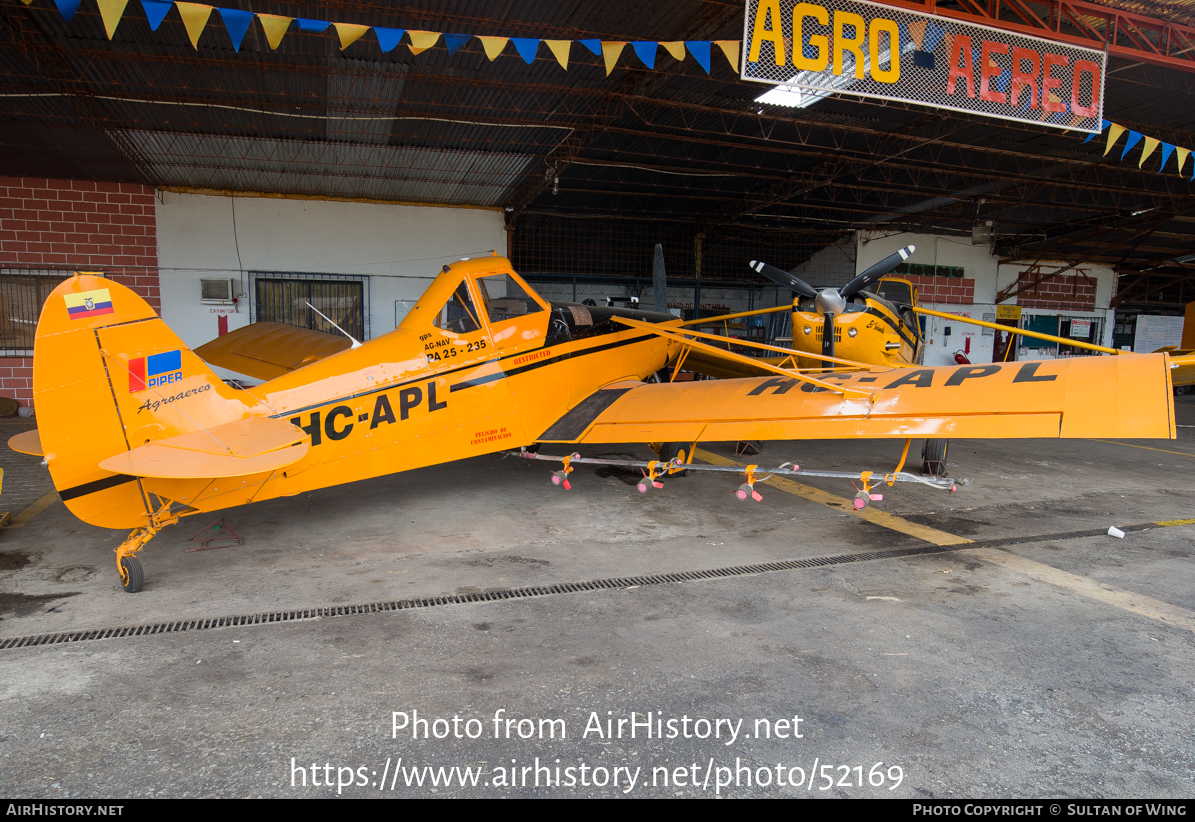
[64,288,114,320]
[129,350,183,392]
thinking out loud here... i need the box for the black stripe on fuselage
[59,473,139,502]
[274,330,658,417]
[864,306,918,350]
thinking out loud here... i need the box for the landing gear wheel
[120,556,143,594]
[658,442,689,477]
[921,438,949,477]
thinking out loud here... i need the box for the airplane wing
[98,415,309,478]
[536,354,1174,444]
[193,321,350,381]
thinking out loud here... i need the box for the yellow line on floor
[969,548,1195,634]
[8,490,60,528]
[693,448,972,547]
[1092,440,1195,458]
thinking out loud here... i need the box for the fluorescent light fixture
[755,40,915,110]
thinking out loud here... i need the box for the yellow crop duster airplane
[7,252,1178,592]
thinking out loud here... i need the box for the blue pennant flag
[632,41,657,70]
[1120,130,1143,161]
[511,38,539,64]
[443,33,470,55]
[686,41,711,74]
[295,19,330,33]
[578,39,601,56]
[140,0,171,30]
[1159,142,1175,171]
[374,27,405,53]
[54,0,81,22]
[218,8,254,52]
[1082,119,1110,143]
[923,23,945,52]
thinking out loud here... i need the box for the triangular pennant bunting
[511,38,539,64]
[686,41,711,74]
[407,30,440,55]
[1159,142,1175,172]
[907,19,926,49]
[602,41,626,75]
[477,36,508,60]
[96,0,129,39]
[632,41,657,69]
[1138,136,1160,168]
[1103,123,1127,157]
[443,33,471,55]
[1176,147,1191,176]
[257,14,291,49]
[175,3,213,49]
[219,8,254,52]
[544,39,570,70]
[373,27,404,53]
[295,19,329,33]
[1120,130,1143,161]
[577,39,601,55]
[140,0,171,31]
[659,41,685,61]
[334,23,369,51]
[53,0,81,22]
[715,40,740,72]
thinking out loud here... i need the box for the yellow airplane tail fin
[31,273,255,528]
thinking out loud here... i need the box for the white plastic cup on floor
[1107,526,1126,539]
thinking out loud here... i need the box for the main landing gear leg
[115,505,179,593]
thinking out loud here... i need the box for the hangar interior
[1,0,1195,801]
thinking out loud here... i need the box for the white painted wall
[155,192,507,363]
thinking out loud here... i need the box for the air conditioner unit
[200,278,235,304]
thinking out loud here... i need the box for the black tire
[659,442,689,477]
[921,439,949,477]
[120,556,143,594]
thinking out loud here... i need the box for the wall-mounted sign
[741,0,1106,132]
[996,305,1022,320]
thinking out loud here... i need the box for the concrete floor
[0,400,1193,798]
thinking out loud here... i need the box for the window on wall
[251,273,369,341]
[0,269,74,355]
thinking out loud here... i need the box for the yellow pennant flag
[257,15,292,50]
[659,41,685,61]
[602,41,626,75]
[715,40,740,71]
[334,23,369,51]
[1138,136,1160,168]
[175,3,213,49]
[19,0,31,5]
[477,36,508,60]
[1176,147,1191,176]
[96,0,129,39]
[544,39,571,70]
[1104,123,1127,157]
[407,30,441,55]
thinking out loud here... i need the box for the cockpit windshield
[875,279,913,306]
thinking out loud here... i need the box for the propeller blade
[822,312,835,365]
[749,260,818,299]
[839,244,915,298]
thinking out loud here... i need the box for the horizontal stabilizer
[194,321,350,381]
[8,429,43,456]
[98,415,308,478]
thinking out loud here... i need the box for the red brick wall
[0,177,158,406]
[1015,272,1096,310]
[904,274,975,305]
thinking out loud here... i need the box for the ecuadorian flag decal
[129,350,183,392]
[64,288,114,320]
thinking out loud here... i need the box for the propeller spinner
[749,245,915,364]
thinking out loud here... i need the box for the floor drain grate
[0,522,1166,650]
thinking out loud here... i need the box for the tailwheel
[120,555,143,594]
[921,439,949,477]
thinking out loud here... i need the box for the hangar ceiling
[1,0,1194,301]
